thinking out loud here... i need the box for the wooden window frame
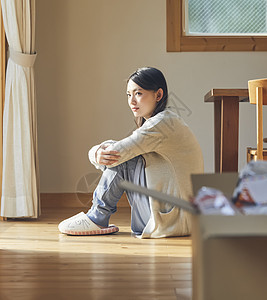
[167,0,267,52]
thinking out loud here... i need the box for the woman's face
[127,79,163,120]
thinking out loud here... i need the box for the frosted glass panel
[187,0,267,35]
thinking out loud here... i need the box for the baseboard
[41,192,130,208]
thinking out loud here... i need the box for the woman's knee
[109,155,143,171]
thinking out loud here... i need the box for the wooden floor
[0,207,192,300]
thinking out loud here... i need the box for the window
[186,0,267,36]
[167,0,267,51]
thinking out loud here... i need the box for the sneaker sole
[62,226,119,236]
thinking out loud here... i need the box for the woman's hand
[95,144,121,166]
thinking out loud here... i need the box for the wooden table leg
[205,89,248,173]
[220,97,239,172]
[214,101,222,173]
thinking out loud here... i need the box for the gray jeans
[87,155,151,235]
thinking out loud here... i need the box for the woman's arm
[105,123,165,168]
[88,140,120,171]
[89,113,170,169]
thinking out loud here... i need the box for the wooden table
[205,89,249,173]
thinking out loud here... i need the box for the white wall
[36,0,267,192]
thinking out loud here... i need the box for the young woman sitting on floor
[58,67,204,238]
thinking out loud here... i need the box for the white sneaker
[58,212,119,236]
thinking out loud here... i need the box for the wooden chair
[247,78,267,161]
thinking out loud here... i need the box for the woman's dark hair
[128,67,168,127]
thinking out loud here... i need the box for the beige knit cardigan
[88,108,204,238]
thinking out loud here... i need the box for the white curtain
[0,0,40,218]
